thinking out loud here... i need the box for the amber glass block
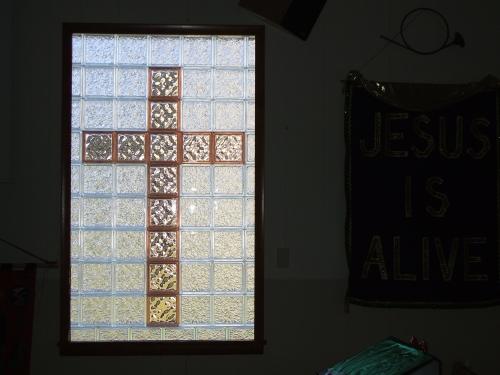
[148,296,177,324]
[149,264,177,292]
[149,166,178,195]
[117,134,146,161]
[150,134,177,161]
[149,231,177,259]
[149,199,177,227]
[150,69,179,98]
[183,134,211,162]
[84,133,113,161]
[214,134,243,162]
[150,102,178,130]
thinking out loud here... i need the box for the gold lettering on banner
[434,237,458,282]
[464,237,488,281]
[467,118,491,159]
[411,114,434,158]
[425,177,450,217]
[360,112,382,157]
[362,235,388,280]
[393,236,416,281]
[404,176,412,218]
[422,237,430,281]
[384,113,409,158]
[439,116,463,159]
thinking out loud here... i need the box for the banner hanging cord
[0,236,57,267]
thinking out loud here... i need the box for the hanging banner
[345,72,500,307]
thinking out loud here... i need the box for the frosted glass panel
[117,100,147,130]
[183,69,211,98]
[214,199,243,227]
[214,70,244,98]
[116,165,146,194]
[180,231,211,259]
[215,101,244,130]
[182,101,211,131]
[214,166,243,195]
[85,68,114,97]
[216,37,244,67]
[117,36,147,65]
[117,68,147,97]
[181,166,211,195]
[85,35,115,64]
[151,36,180,65]
[181,296,210,324]
[182,37,212,66]
[83,100,113,129]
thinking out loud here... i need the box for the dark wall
[1,0,500,373]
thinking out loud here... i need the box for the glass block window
[66,29,259,348]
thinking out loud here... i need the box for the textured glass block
[83,165,113,193]
[71,264,79,292]
[117,36,147,65]
[183,134,210,162]
[71,133,81,161]
[229,328,254,341]
[114,263,145,292]
[216,37,244,67]
[116,198,145,227]
[72,35,83,64]
[247,133,255,163]
[245,231,255,259]
[85,67,114,97]
[83,100,113,129]
[117,134,146,161]
[71,165,80,194]
[245,295,254,323]
[214,166,243,195]
[246,101,255,130]
[181,296,210,324]
[83,198,113,226]
[150,166,177,195]
[182,36,212,66]
[246,70,255,99]
[246,263,255,292]
[85,35,114,64]
[150,69,179,97]
[82,230,112,259]
[214,70,244,98]
[130,328,162,341]
[113,296,146,324]
[180,198,211,227]
[215,134,243,162]
[98,329,128,341]
[182,101,211,131]
[71,329,96,342]
[181,165,211,195]
[247,37,255,67]
[196,328,227,341]
[71,198,80,226]
[116,165,146,194]
[215,101,244,130]
[214,231,243,259]
[117,68,147,97]
[71,297,79,323]
[71,100,81,129]
[181,263,210,292]
[150,36,180,66]
[150,102,178,130]
[246,197,255,227]
[213,296,243,323]
[246,166,255,195]
[150,199,177,227]
[84,133,112,161]
[117,100,147,129]
[163,328,195,341]
[81,263,112,291]
[71,230,81,259]
[115,231,145,259]
[150,134,177,161]
[214,198,243,227]
[180,231,211,259]
[149,296,176,324]
[182,69,211,98]
[214,263,243,291]
[149,264,177,292]
[72,67,81,96]
[149,231,177,259]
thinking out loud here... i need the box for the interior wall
[1,0,500,373]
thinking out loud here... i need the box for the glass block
[130,328,162,341]
[182,69,211,98]
[181,165,211,195]
[85,67,114,97]
[214,69,244,98]
[214,198,243,227]
[149,231,177,259]
[215,101,244,130]
[183,134,210,162]
[213,296,243,323]
[246,101,255,130]
[150,69,179,97]
[214,231,243,258]
[113,296,146,324]
[180,198,211,227]
[116,165,146,195]
[71,230,81,259]
[149,264,177,292]
[83,165,113,193]
[72,35,83,64]
[149,296,177,324]
[71,100,81,129]
[182,36,212,66]
[229,328,254,341]
[246,70,255,99]
[246,166,255,195]
[181,263,210,292]
[83,100,113,129]
[247,37,255,67]
[150,199,177,227]
[71,297,79,324]
[182,101,211,131]
[84,133,113,161]
[117,68,147,97]
[245,231,255,259]
[214,166,243,195]
[114,263,145,292]
[150,102,178,130]
[163,328,195,341]
[150,166,177,195]
[180,231,211,259]
[150,134,177,161]
[98,329,128,341]
[117,36,147,65]
[71,198,80,226]
[71,165,80,194]
[82,230,112,259]
[214,263,243,291]
[71,133,81,161]
[246,263,255,292]
[215,134,243,162]
[83,198,113,227]
[247,133,255,163]
[216,37,244,67]
[117,134,146,161]
[71,329,96,342]
[181,296,210,324]
[71,264,79,292]
[150,36,180,66]
[81,263,112,291]
[115,231,145,259]
[117,100,147,129]
[245,295,254,323]
[246,197,255,227]
[116,198,145,227]
[196,328,227,341]
[85,35,114,64]
[72,67,81,96]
